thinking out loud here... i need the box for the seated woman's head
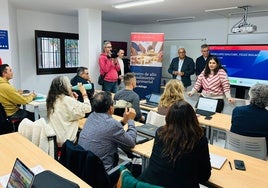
[46,76,72,117]
[159,100,203,163]
[160,79,184,107]
[249,83,268,108]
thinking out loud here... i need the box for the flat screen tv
[209,45,268,87]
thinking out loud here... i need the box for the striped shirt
[194,69,231,99]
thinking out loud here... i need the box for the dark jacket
[168,56,195,88]
[70,75,94,103]
[139,128,211,188]
[195,54,212,76]
[231,104,268,151]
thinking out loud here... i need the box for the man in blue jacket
[168,48,195,89]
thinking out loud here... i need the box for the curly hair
[158,100,203,164]
[249,84,268,108]
[159,79,184,108]
[46,76,72,118]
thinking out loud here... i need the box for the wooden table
[0,133,90,188]
[132,139,268,188]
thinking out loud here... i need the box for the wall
[16,10,79,94]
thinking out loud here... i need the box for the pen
[228,161,233,170]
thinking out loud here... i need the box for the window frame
[35,30,79,75]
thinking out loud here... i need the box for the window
[35,30,79,75]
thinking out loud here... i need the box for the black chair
[59,140,129,188]
[0,103,14,134]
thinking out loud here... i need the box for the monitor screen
[209,45,268,87]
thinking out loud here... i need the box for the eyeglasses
[178,51,185,54]
[202,50,209,52]
[106,46,112,48]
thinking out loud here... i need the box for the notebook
[142,94,161,108]
[135,133,152,144]
[136,123,159,137]
[210,153,227,170]
[6,158,35,188]
[196,97,218,117]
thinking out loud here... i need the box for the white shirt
[117,57,124,76]
[176,59,184,80]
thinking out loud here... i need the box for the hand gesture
[122,107,136,123]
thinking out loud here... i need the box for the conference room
[1,0,268,187]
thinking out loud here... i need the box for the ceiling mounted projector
[231,6,257,33]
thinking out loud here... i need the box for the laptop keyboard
[142,102,158,108]
[136,123,158,137]
[196,109,215,117]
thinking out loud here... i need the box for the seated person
[114,72,145,122]
[71,66,94,102]
[0,64,36,123]
[139,100,211,187]
[158,79,184,115]
[78,91,137,172]
[230,83,268,151]
[47,76,91,147]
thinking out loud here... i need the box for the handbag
[98,74,106,85]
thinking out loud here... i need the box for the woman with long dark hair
[139,100,211,187]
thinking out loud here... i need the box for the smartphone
[234,159,246,170]
[205,116,212,120]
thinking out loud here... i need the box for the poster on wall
[0,30,9,50]
[130,32,164,99]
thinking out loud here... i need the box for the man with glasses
[71,66,95,103]
[168,48,195,89]
[99,41,120,93]
[196,44,212,76]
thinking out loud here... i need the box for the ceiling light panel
[113,0,164,9]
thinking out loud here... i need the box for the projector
[231,25,257,33]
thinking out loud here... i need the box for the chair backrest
[146,111,165,127]
[225,130,267,160]
[0,103,13,134]
[59,140,112,188]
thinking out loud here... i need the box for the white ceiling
[8,0,268,25]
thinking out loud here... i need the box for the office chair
[225,130,267,160]
[59,140,129,188]
[0,103,15,134]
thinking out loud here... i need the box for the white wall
[16,10,79,94]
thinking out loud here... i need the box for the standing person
[47,76,91,147]
[0,64,36,122]
[188,56,234,112]
[230,83,268,151]
[196,44,212,77]
[78,91,137,172]
[139,100,211,187]
[99,41,120,93]
[114,72,145,123]
[71,67,95,102]
[168,48,195,89]
[116,48,126,90]
[157,79,185,116]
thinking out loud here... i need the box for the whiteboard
[162,39,206,80]
[227,33,268,44]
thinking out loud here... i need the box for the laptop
[196,97,218,117]
[142,94,161,108]
[136,123,159,138]
[6,158,35,188]
[210,153,227,170]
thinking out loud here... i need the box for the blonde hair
[159,79,184,108]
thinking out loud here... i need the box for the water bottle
[72,83,92,90]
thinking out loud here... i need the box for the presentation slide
[210,45,268,87]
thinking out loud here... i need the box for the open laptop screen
[149,94,160,104]
[6,158,35,188]
[197,97,218,112]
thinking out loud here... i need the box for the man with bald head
[168,48,195,89]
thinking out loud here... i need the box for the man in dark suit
[168,48,195,89]
[195,44,212,77]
